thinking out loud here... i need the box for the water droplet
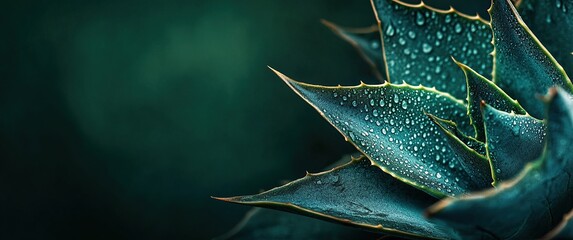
[422,43,433,53]
[404,48,411,55]
[408,31,416,39]
[379,99,385,107]
[349,132,356,141]
[444,15,452,24]
[394,94,399,103]
[401,101,408,109]
[454,23,462,33]
[416,12,425,26]
[436,172,442,178]
[352,100,358,107]
[436,31,443,40]
[385,23,395,37]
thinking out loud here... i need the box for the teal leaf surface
[214,208,381,240]
[272,68,489,197]
[519,0,573,77]
[426,88,573,239]
[426,113,487,156]
[490,0,573,118]
[482,104,546,184]
[426,113,493,188]
[322,20,385,82]
[457,61,526,141]
[372,0,493,99]
[217,156,458,239]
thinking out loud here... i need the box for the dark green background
[1,0,488,239]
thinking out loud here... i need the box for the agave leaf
[216,156,458,239]
[490,0,573,119]
[272,68,491,197]
[482,103,546,185]
[214,208,381,240]
[426,113,493,187]
[371,0,493,99]
[215,155,383,240]
[322,20,385,82]
[426,113,487,156]
[457,60,527,141]
[518,0,573,77]
[426,88,573,239]
[543,210,573,240]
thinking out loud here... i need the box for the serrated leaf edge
[270,66,470,199]
[488,0,573,88]
[370,0,491,85]
[214,155,440,240]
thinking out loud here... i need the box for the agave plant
[215,0,573,239]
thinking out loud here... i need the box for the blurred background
[1,0,488,239]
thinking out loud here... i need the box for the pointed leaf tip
[219,156,458,239]
[459,61,526,141]
[426,113,492,187]
[490,0,573,118]
[276,74,491,197]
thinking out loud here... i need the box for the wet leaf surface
[372,0,493,99]
[482,104,546,184]
[491,0,573,119]
[519,0,573,77]
[427,88,573,239]
[218,156,457,239]
[273,68,491,197]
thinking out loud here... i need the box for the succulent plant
[215,0,573,239]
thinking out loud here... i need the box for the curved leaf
[426,88,573,239]
[272,68,491,197]
[543,210,573,240]
[371,0,493,99]
[426,113,487,156]
[482,103,546,185]
[322,20,385,82]
[216,155,383,240]
[426,113,493,188]
[217,156,458,239]
[518,0,573,77]
[457,60,526,141]
[490,0,573,119]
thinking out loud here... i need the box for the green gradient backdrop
[1,0,489,239]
